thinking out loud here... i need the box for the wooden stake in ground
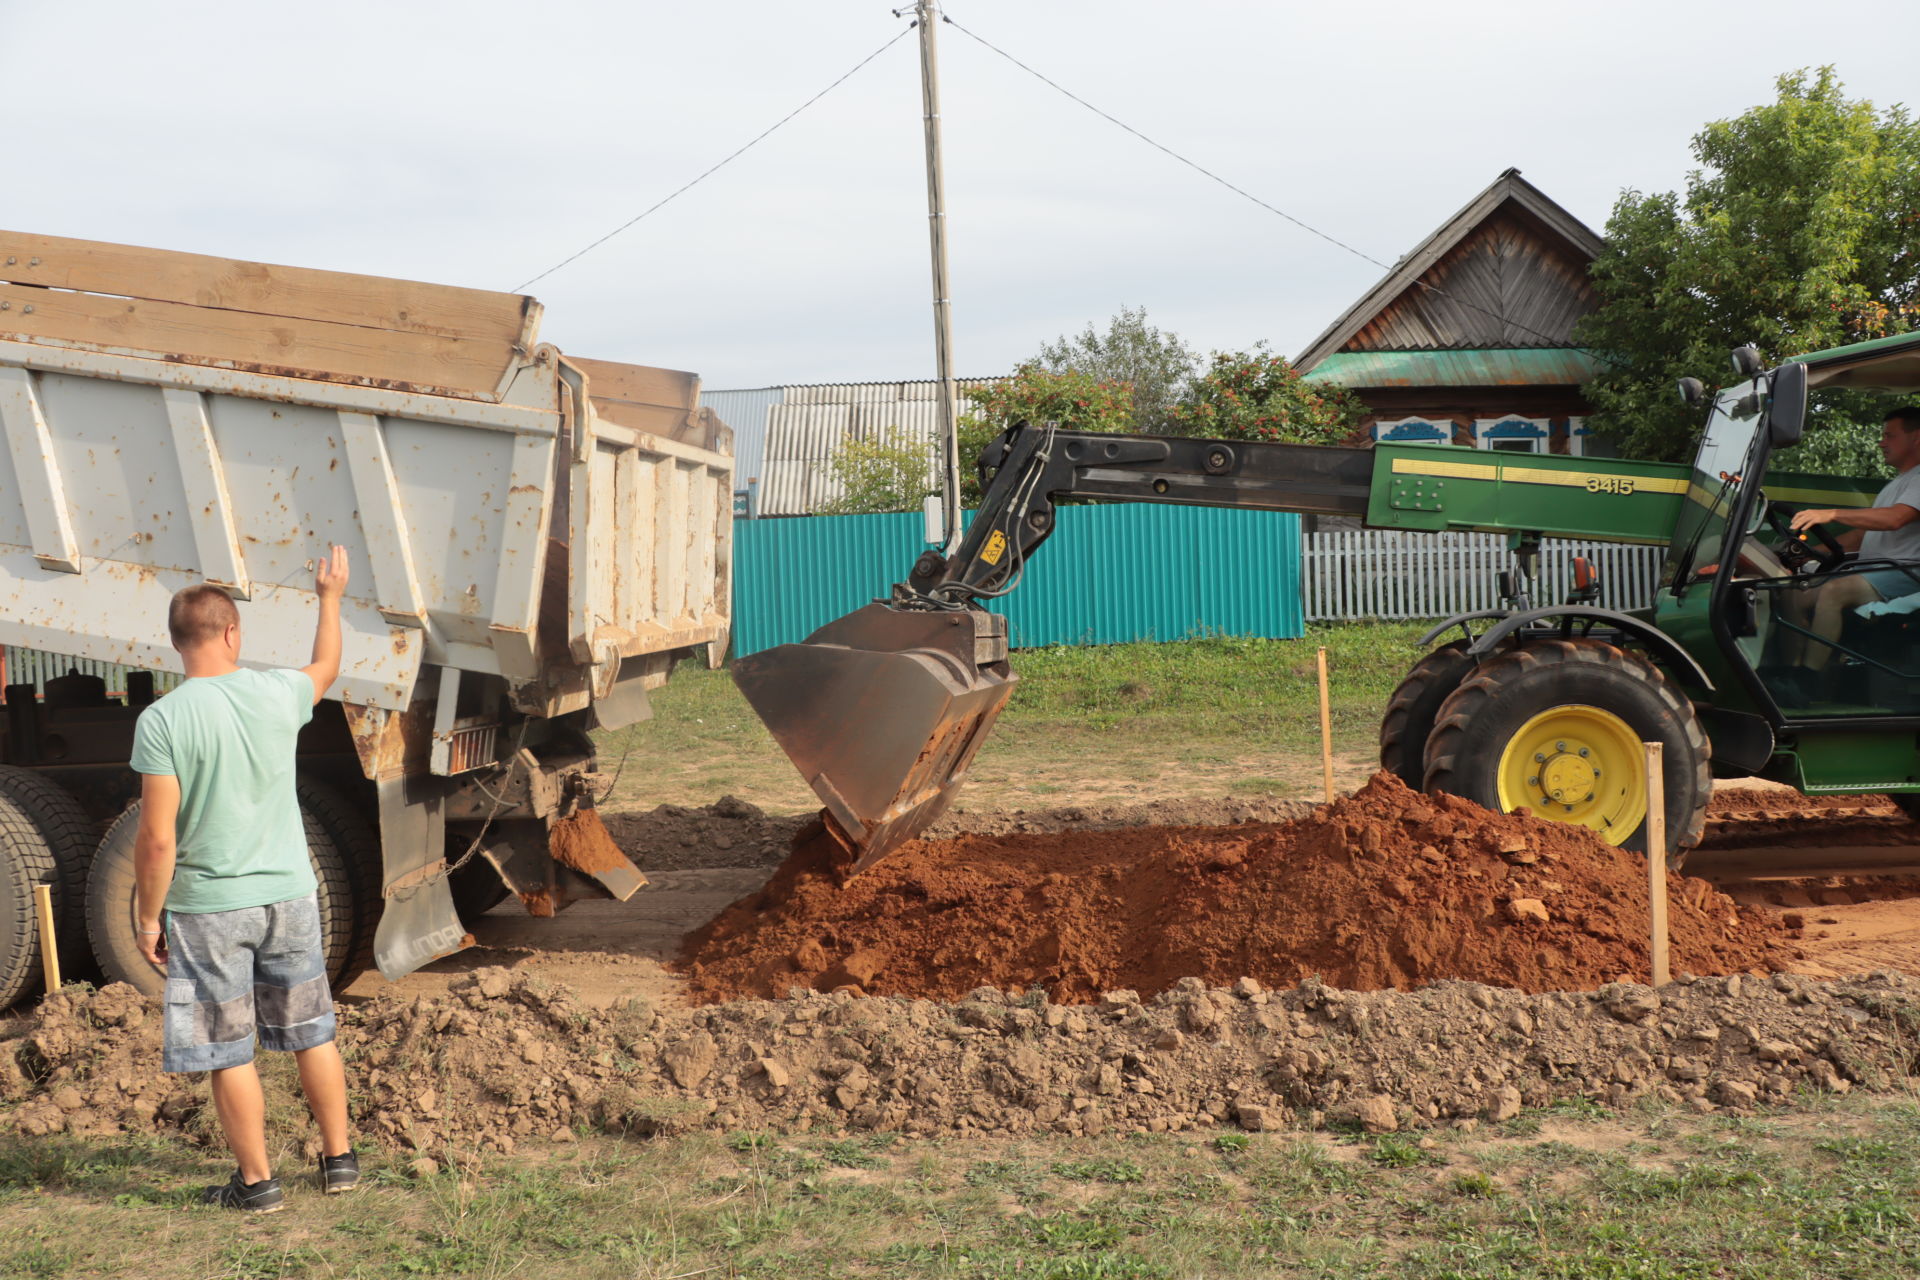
[1316,647,1334,804]
[32,883,59,994]
[1644,741,1670,987]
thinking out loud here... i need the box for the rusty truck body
[0,231,732,1005]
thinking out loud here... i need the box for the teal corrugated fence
[732,505,1303,656]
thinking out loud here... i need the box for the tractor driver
[1776,406,1920,690]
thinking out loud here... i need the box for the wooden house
[1295,168,1609,457]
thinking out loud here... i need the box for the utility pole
[909,0,963,553]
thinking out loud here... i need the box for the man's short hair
[168,584,239,649]
[1886,406,1920,433]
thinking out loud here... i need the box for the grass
[596,622,1434,814]
[6,1098,1920,1277]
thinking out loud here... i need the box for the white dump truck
[0,231,733,1006]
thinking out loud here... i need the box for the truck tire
[1378,641,1475,790]
[86,799,361,998]
[0,794,59,1008]
[293,777,381,988]
[1423,639,1709,860]
[0,766,99,973]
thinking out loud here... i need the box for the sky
[6,0,1917,390]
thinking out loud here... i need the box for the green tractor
[735,331,1920,871]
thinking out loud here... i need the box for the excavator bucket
[732,603,1016,875]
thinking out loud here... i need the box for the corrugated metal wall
[699,386,785,487]
[751,379,998,516]
[732,505,1303,656]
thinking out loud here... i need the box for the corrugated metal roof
[707,379,1000,506]
[1304,348,1600,388]
[699,386,785,485]
[750,379,995,515]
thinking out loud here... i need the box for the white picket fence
[1303,529,1666,622]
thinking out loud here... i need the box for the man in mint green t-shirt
[130,547,359,1212]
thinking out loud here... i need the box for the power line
[510,27,912,293]
[941,14,1620,363]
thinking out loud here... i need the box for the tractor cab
[1663,332,1920,765]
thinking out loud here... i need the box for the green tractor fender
[1454,607,1714,693]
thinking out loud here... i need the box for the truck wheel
[0,795,59,1009]
[1378,640,1474,789]
[86,800,361,998]
[0,767,99,974]
[1423,639,1709,859]
[294,777,382,988]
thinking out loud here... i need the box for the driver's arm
[1789,503,1920,536]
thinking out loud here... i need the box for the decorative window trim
[1472,416,1550,454]
[1372,417,1451,445]
[1567,415,1590,458]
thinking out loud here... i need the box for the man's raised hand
[316,545,350,601]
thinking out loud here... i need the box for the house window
[1473,416,1549,454]
[1372,417,1451,445]
[1567,416,1602,458]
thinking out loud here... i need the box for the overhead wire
[509,26,913,293]
[940,13,1635,369]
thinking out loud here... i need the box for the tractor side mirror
[1768,362,1807,448]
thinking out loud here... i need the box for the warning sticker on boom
[980,530,1008,566]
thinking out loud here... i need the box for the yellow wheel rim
[1495,705,1647,845]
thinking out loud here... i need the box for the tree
[1164,346,1366,445]
[957,364,1135,504]
[1578,68,1920,464]
[1032,306,1199,431]
[814,432,934,515]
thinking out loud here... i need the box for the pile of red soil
[680,773,1799,1003]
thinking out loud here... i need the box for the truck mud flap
[371,778,472,980]
[733,603,1014,876]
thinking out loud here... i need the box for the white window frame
[1372,417,1451,446]
[1567,415,1590,458]
[1472,416,1550,454]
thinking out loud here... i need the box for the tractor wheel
[1378,640,1475,790]
[0,794,58,1009]
[1892,795,1920,824]
[1423,639,1709,860]
[0,767,99,975]
[87,799,361,998]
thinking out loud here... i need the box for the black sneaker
[202,1170,284,1213]
[320,1151,360,1195]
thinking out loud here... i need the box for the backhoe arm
[902,423,1374,607]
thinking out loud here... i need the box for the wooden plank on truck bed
[0,230,540,401]
[0,281,517,402]
[568,355,712,445]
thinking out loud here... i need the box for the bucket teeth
[733,604,1016,874]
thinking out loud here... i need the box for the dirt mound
[6,967,1917,1148]
[1705,789,1903,819]
[606,795,1320,872]
[679,774,1798,1004]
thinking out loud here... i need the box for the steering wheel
[1763,500,1848,572]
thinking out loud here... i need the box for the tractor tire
[1423,639,1709,860]
[1892,794,1920,824]
[293,777,382,989]
[0,794,59,1009]
[1378,640,1475,790]
[0,766,99,974]
[86,799,361,998]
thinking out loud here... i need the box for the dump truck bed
[0,231,733,715]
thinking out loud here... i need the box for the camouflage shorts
[162,893,335,1073]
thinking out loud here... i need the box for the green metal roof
[1785,331,1920,395]
[1785,330,1920,367]
[1303,348,1600,388]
